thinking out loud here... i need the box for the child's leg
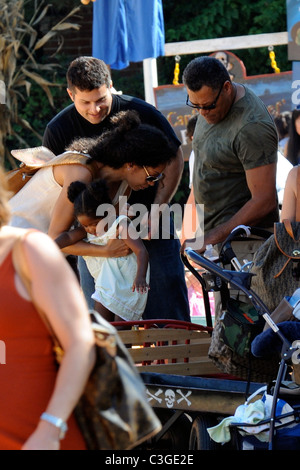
[113,313,125,322]
[93,301,128,329]
[93,300,115,322]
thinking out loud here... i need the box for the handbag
[12,235,161,450]
[208,290,278,383]
[208,316,279,383]
[251,220,300,313]
[251,166,300,313]
[6,146,98,199]
[6,164,40,196]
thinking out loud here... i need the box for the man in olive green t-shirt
[181,56,278,253]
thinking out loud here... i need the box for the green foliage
[111,69,145,100]
[159,0,289,85]
[0,0,80,168]
[6,64,71,152]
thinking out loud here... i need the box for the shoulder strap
[296,165,300,222]
[12,233,63,359]
[283,219,295,239]
[43,152,99,179]
[111,181,130,206]
[11,150,99,179]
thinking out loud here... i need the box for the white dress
[83,215,150,321]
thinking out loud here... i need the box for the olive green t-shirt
[192,86,279,231]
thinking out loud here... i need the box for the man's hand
[180,236,205,255]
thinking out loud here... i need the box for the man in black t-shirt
[43,56,190,322]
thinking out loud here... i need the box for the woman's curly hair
[67,110,177,169]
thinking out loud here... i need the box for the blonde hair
[0,167,11,227]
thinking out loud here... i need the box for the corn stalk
[0,0,81,167]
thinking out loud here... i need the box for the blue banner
[92,0,165,70]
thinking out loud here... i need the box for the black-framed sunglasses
[186,82,225,111]
[143,166,163,183]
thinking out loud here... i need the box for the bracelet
[40,412,68,440]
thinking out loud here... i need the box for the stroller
[182,225,300,450]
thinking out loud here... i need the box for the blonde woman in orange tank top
[0,167,95,450]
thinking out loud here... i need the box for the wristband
[40,412,68,440]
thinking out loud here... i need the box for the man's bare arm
[153,147,184,205]
[181,163,277,253]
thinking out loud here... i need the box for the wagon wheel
[152,409,192,450]
[189,414,221,450]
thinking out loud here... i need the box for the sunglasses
[186,82,225,111]
[143,166,163,183]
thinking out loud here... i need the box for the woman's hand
[105,238,132,257]
[22,421,61,450]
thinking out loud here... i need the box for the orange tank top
[0,250,86,450]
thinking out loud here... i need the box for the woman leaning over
[0,167,96,450]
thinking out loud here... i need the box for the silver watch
[40,412,68,440]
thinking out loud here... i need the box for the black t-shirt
[43,94,180,154]
[42,94,181,207]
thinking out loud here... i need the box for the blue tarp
[92,0,165,70]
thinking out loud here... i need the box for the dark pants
[142,238,190,321]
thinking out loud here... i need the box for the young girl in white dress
[56,179,150,323]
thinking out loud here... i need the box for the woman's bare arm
[281,166,298,221]
[48,165,130,258]
[17,231,96,450]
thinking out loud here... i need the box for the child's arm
[55,226,87,249]
[118,219,149,293]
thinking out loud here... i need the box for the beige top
[9,166,61,232]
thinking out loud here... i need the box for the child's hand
[132,278,150,294]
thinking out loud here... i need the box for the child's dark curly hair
[67,179,112,219]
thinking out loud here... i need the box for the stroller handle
[184,247,292,349]
[219,225,273,268]
[184,247,275,318]
[184,247,254,295]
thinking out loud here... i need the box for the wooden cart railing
[112,320,220,376]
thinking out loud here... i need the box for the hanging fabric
[92,0,165,70]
